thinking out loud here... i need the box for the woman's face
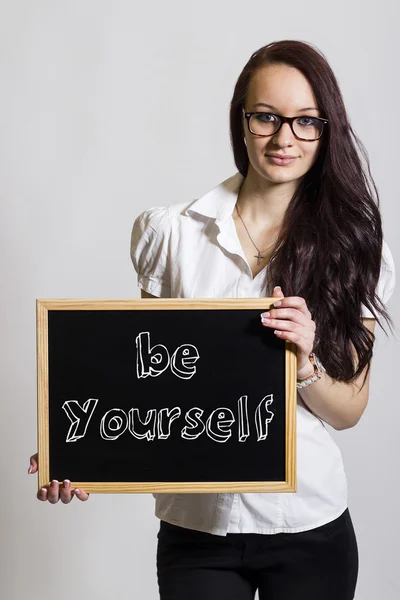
[243,63,323,186]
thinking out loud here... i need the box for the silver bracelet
[296,352,326,389]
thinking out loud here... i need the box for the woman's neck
[237,167,298,228]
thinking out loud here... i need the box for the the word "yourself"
[62,396,274,444]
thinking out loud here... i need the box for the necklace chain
[235,202,276,265]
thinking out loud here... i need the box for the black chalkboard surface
[36,299,297,493]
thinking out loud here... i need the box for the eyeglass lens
[250,113,323,140]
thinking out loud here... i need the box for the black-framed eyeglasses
[242,107,328,142]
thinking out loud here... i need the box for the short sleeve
[361,239,396,318]
[130,206,171,297]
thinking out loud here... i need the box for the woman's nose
[272,122,296,146]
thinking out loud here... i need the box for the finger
[263,308,313,329]
[277,326,315,345]
[60,480,74,504]
[28,453,38,474]
[273,329,311,349]
[74,488,90,502]
[272,286,284,299]
[263,320,315,346]
[37,487,48,502]
[47,480,60,504]
[271,296,312,318]
[263,318,315,340]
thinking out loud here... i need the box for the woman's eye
[256,112,276,122]
[298,117,315,126]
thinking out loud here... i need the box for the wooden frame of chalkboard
[37,298,297,494]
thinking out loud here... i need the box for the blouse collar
[184,172,244,227]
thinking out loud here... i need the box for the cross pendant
[255,251,264,265]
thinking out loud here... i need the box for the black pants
[156,508,358,599]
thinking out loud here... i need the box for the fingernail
[273,301,282,307]
[64,480,70,488]
[75,488,80,494]
[51,480,57,487]
[40,488,46,494]
[273,286,281,291]
[261,311,270,318]
[28,466,32,474]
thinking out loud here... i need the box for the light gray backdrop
[1,1,398,599]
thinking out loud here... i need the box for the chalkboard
[36,299,297,494]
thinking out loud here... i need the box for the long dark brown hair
[229,40,395,385]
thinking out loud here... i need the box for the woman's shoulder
[379,238,396,303]
[382,239,395,273]
[361,238,396,318]
[131,199,199,235]
[131,205,170,240]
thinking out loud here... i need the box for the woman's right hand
[28,453,90,504]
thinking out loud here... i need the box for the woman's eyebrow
[252,102,319,112]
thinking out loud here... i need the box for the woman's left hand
[261,286,316,375]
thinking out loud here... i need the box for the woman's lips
[266,155,297,165]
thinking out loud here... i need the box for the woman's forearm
[296,361,370,430]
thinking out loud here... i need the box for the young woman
[29,40,396,600]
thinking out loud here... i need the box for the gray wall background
[1,1,398,598]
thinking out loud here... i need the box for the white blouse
[130,171,396,536]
